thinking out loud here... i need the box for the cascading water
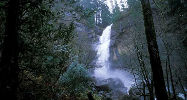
[94,24,112,78]
[94,24,134,92]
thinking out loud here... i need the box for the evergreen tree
[0,0,19,99]
[140,0,168,99]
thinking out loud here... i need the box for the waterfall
[94,24,134,91]
[94,24,112,78]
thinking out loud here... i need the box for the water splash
[94,24,134,91]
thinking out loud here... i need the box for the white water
[94,24,134,91]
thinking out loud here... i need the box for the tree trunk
[167,55,177,100]
[135,44,154,100]
[0,0,19,99]
[177,75,186,100]
[140,0,168,100]
[87,92,95,100]
[166,60,171,98]
[143,82,146,100]
[149,86,154,100]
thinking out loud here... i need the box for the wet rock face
[95,78,128,94]
[110,29,118,47]
[95,78,128,100]
[94,26,104,36]
[109,25,134,70]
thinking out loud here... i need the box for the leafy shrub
[59,61,92,96]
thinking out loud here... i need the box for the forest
[0,0,186,100]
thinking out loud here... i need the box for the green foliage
[0,1,7,46]
[0,1,7,7]
[16,0,79,99]
[100,2,112,27]
[75,5,96,27]
[112,3,121,22]
[59,61,91,95]
[79,0,98,27]
[126,0,144,32]
[79,0,112,28]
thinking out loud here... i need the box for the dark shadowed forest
[0,0,186,100]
